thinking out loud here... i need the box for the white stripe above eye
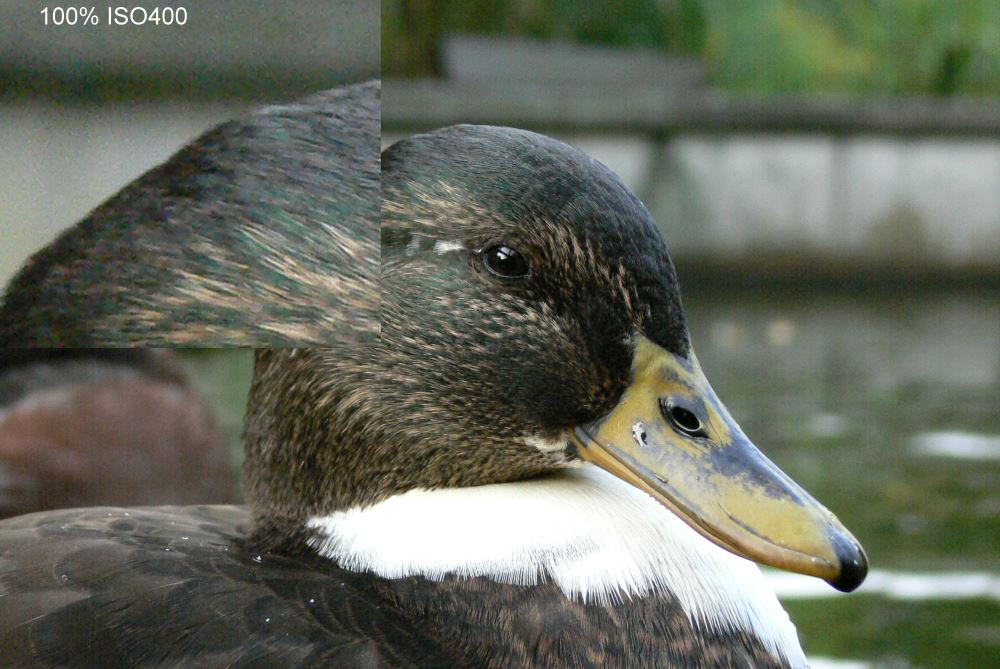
[433,240,466,254]
[306,465,806,667]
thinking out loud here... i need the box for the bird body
[0,484,802,668]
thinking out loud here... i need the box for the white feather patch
[432,240,466,254]
[307,465,806,666]
[521,435,567,453]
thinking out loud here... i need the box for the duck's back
[0,505,455,668]
[0,81,379,347]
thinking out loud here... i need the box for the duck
[0,81,379,347]
[0,125,867,668]
[0,349,239,518]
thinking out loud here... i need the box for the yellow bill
[569,336,867,592]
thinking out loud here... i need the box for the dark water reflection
[684,288,1000,668]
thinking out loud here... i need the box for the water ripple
[909,431,1000,461]
[764,568,1000,601]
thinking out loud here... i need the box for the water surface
[686,288,1000,668]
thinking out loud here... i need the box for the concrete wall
[643,134,1000,268]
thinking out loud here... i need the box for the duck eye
[662,401,709,440]
[482,244,529,279]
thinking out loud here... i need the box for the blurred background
[384,1,1000,667]
[174,350,254,461]
[0,0,379,285]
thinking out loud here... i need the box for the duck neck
[242,349,559,527]
[303,464,807,668]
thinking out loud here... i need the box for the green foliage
[382,0,705,77]
[703,0,1000,96]
[383,0,1000,96]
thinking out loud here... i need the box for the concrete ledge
[384,79,1000,137]
[673,254,1000,293]
[442,36,705,89]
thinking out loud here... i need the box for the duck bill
[569,336,867,592]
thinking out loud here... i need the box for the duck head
[245,125,866,592]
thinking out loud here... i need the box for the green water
[685,288,1000,668]
[179,289,1000,667]
[177,348,255,467]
